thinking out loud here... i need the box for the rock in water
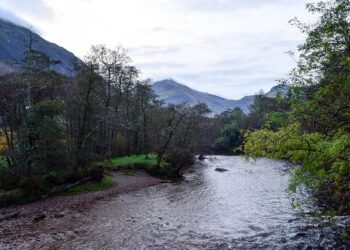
[215,168,228,172]
[198,154,206,160]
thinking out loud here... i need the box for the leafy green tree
[244,123,350,214]
[245,0,350,214]
[213,124,243,153]
[212,107,247,153]
[155,104,210,174]
[23,99,66,173]
[66,63,104,170]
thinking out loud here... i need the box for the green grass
[110,154,159,169]
[107,154,177,178]
[65,175,115,195]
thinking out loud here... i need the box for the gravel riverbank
[0,171,163,249]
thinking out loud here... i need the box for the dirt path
[0,171,164,249]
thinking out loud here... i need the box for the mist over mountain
[152,79,288,115]
[0,18,82,76]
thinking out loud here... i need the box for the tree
[244,0,350,214]
[155,104,210,174]
[66,63,104,170]
[212,107,246,153]
[86,45,132,158]
[133,79,154,157]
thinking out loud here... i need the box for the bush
[0,162,23,191]
[163,152,194,177]
[244,123,350,214]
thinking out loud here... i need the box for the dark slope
[0,18,82,76]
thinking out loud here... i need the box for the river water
[53,156,350,249]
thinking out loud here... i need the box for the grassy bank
[64,175,115,195]
[0,154,177,208]
[0,165,109,207]
[106,154,178,179]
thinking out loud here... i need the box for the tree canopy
[244,0,350,215]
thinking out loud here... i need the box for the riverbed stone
[215,168,228,172]
[72,213,82,219]
[53,212,65,218]
[33,213,46,223]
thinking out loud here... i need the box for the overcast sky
[0,0,313,99]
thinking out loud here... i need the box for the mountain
[152,79,288,115]
[0,18,82,76]
[0,18,287,115]
[266,84,290,98]
[152,79,238,114]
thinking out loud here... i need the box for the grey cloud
[138,61,187,70]
[151,27,168,33]
[172,0,300,13]
[204,30,300,48]
[0,0,53,20]
[0,7,32,27]
[130,46,181,57]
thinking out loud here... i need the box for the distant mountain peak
[154,79,192,90]
[152,79,288,116]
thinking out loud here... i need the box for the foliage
[212,107,246,153]
[244,0,350,214]
[154,103,210,174]
[265,111,288,130]
[245,123,350,211]
[24,99,66,171]
[340,229,350,240]
[211,91,290,154]
[213,124,243,153]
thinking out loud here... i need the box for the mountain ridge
[0,18,82,76]
[152,79,288,115]
[0,18,287,116]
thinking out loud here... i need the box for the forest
[0,0,349,218]
[0,40,213,205]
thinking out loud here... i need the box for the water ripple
[50,156,350,249]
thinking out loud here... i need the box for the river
[37,155,348,249]
[6,156,350,250]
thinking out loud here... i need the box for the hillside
[152,79,238,114]
[152,79,287,115]
[0,18,82,76]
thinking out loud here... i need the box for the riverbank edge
[0,153,179,209]
[0,170,167,230]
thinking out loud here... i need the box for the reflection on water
[55,156,350,249]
